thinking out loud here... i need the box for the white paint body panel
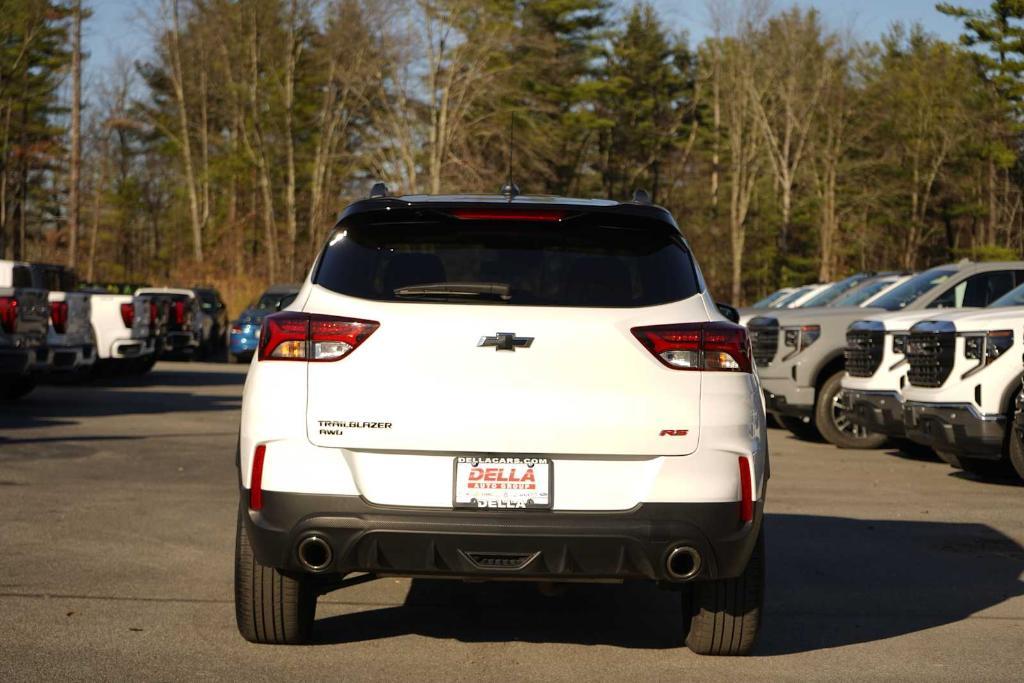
[240,280,767,512]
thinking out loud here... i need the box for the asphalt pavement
[1,362,1022,681]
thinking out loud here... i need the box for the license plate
[453,457,552,509]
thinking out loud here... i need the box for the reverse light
[963,330,1012,376]
[631,322,752,373]
[120,302,134,328]
[50,301,69,334]
[783,325,820,355]
[259,311,379,362]
[0,297,17,334]
[249,444,266,511]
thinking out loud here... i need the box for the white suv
[234,192,768,655]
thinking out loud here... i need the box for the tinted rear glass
[12,266,32,288]
[314,219,701,307]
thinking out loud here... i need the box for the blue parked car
[229,284,299,362]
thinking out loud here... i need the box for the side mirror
[716,302,740,324]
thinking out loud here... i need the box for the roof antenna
[500,113,520,200]
[369,182,389,199]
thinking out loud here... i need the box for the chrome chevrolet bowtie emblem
[477,332,533,351]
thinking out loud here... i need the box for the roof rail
[368,182,389,199]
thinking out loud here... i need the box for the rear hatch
[302,205,709,457]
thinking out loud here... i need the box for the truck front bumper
[761,377,814,420]
[844,389,905,437]
[903,401,1006,459]
[242,492,764,583]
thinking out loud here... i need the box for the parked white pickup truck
[0,260,50,398]
[900,286,1024,475]
[136,288,202,357]
[80,283,158,374]
[28,263,95,374]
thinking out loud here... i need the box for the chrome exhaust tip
[296,535,333,572]
[665,545,702,582]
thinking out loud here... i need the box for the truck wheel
[235,512,316,644]
[684,528,764,656]
[778,415,822,442]
[935,450,963,468]
[815,371,887,449]
[1,377,36,400]
[1010,429,1024,481]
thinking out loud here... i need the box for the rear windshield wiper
[393,282,511,301]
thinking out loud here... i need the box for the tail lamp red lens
[173,300,186,326]
[738,456,753,523]
[149,301,159,325]
[249,444,266,511]
[450,208,568,222]
[0,297,18,334]
[49,301,69,334]
[631,322,752,373]
[259,311,379,362]
[120,302,134,328]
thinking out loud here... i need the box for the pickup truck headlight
[963,330,1012,371]
[892,333,908,355]
[783,325,820,354]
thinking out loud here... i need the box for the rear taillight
[173,300,186,326]
[50,301,69,334]
[120,302,134,328]
[249,444,266,511]
[0,297,18,334]
[149,301,158,325]
[631,322,752,373]
[259,311,379,362]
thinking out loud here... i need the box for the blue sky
[85,0,989,82]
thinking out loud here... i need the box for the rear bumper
[161,331,198,352]
[243,491,764,582]
[50,344,96,372]
[903,401,1006,459]
[111,338,155,359]
[844,389,904,437]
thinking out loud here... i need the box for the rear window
[12,266,32,288]
[314,219,701,307]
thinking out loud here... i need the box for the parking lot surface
[1,362,1022,681]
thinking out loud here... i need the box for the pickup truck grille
[906,331,955,388]
[748,319,779,367]
[845,330,884,377]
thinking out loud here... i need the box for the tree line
[3,0,1024,307]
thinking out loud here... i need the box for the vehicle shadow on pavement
[311,513,1024,654]
[1,384,242,432]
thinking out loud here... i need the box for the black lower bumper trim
[243,492,764,582]
[845,389,905,437]
[763,389,812,419]
[904,402,1006,459]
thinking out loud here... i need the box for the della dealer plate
[453,456,552,509]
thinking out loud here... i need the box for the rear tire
[684,528,764,656]
[815,371,887,449]
[234,511,316,644]
[1010,427,1024,481]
